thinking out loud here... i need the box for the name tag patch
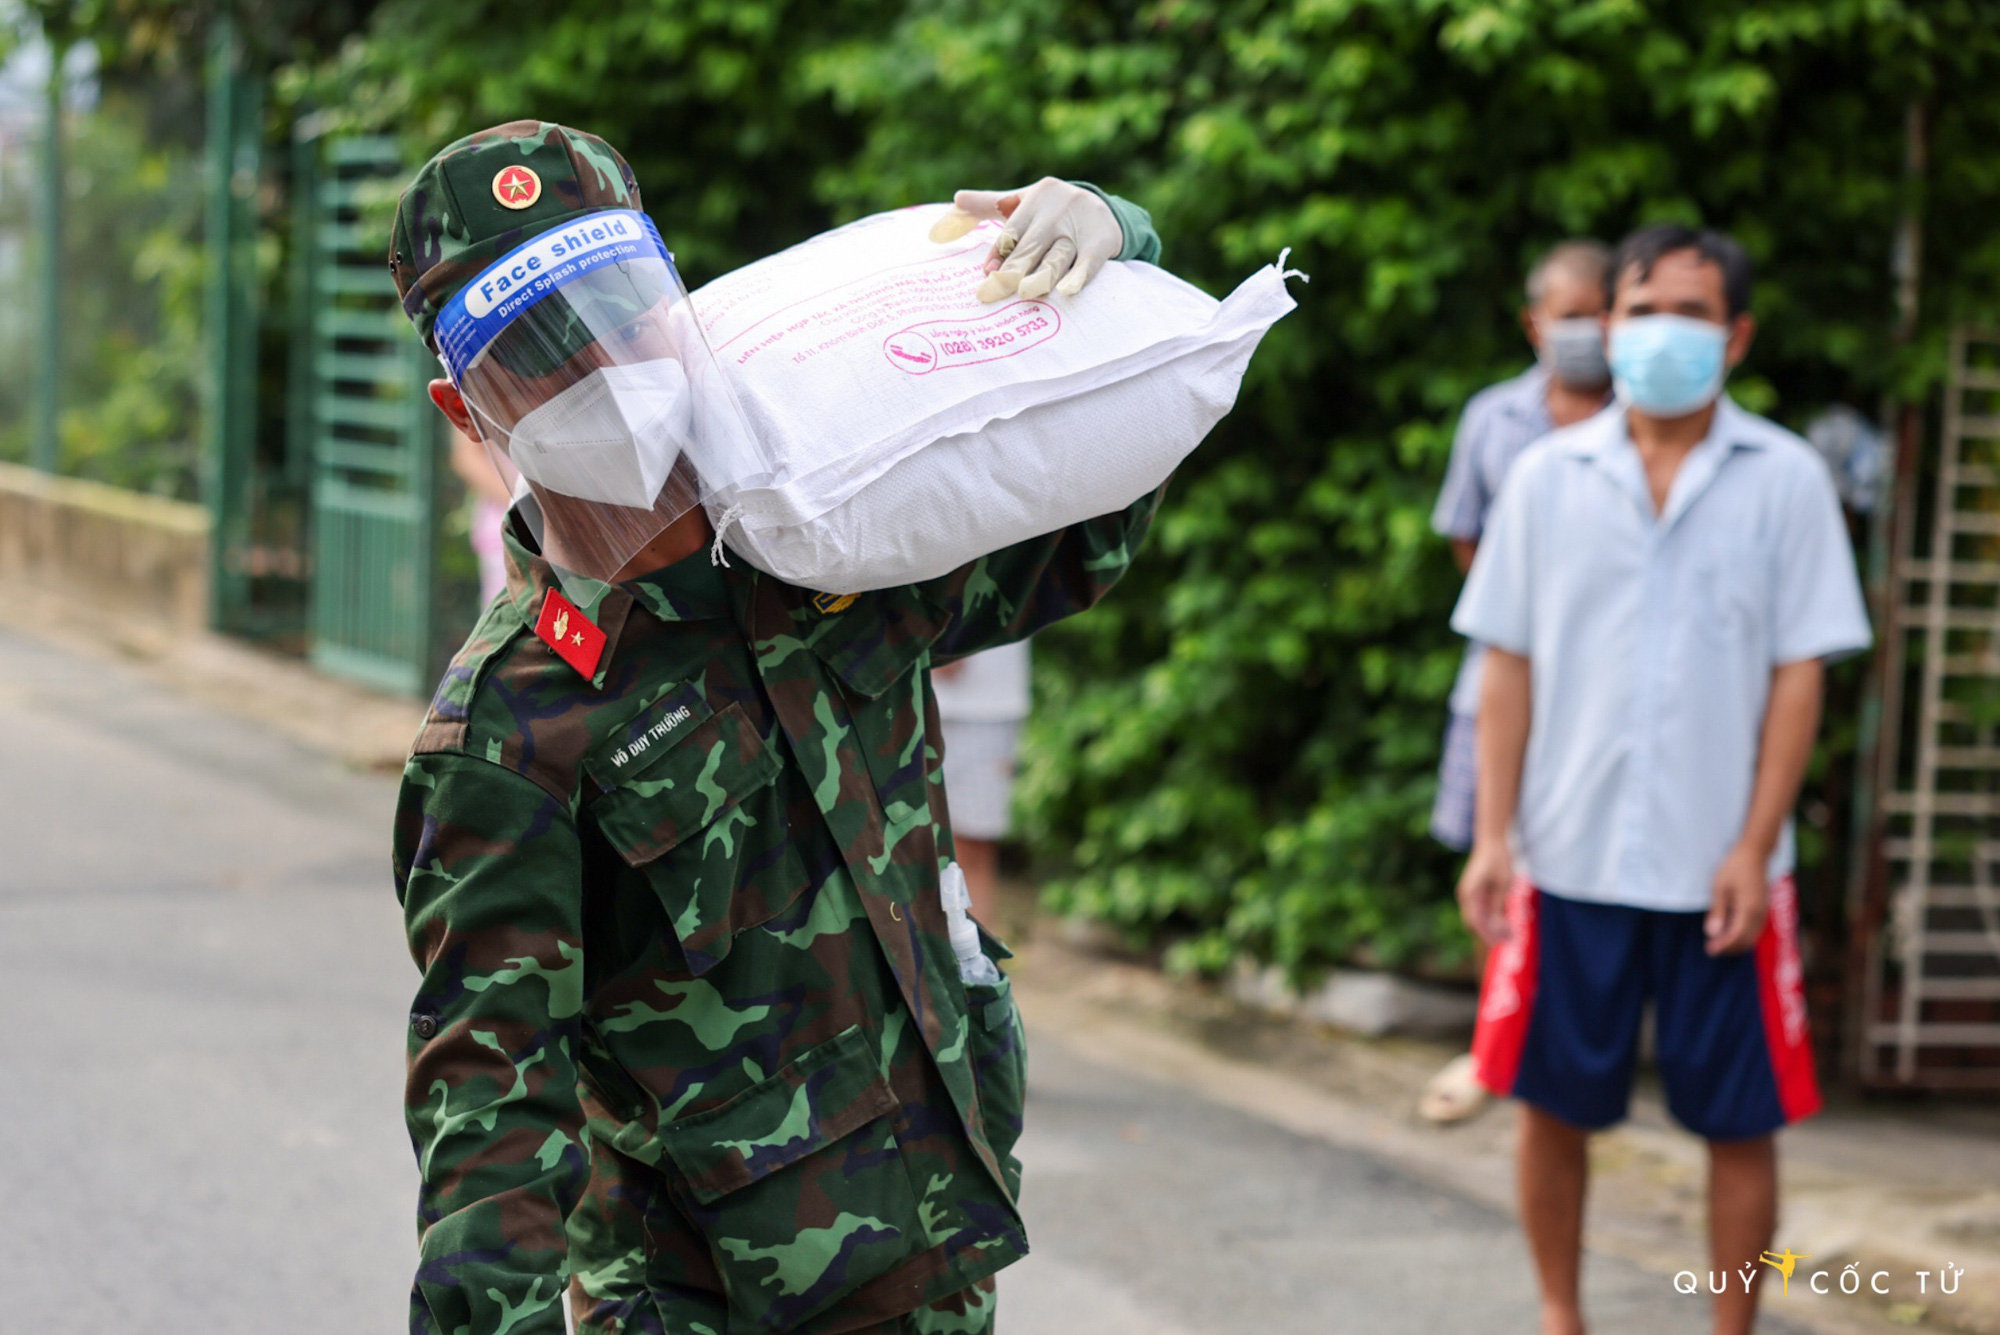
[610,704,695,770]
[586,681,713,788]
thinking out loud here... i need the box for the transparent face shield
[434,209,764,593]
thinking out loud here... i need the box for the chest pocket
[803,585,951,698]
[588,699,811,976]
[1693,539,1769,653]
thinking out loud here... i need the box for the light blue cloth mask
[1608,314,1727,416]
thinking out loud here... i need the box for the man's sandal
[1417,1052,1490,1124]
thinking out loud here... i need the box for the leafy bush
[805,0,2000,979]
[293,0,900,288]
[56,88,207,496]
[0,76,206,496]
[306,0,2000,981]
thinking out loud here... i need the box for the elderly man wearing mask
[1452,223,1870,1335]
[1421,239,1613,1124]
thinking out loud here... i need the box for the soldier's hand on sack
[930,178,1123,303]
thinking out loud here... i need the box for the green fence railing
[293,130,439,697]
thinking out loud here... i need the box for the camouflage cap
[390,120,642,351]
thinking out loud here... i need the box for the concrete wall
[0,462,209,634]
[1229,958,1477,1038]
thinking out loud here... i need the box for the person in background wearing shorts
[1452,223,1871,1335]
[1420,239,1613,1124]
[446,426,518,605]
[933,640,1031,925]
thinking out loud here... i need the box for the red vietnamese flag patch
[535,587,607,680]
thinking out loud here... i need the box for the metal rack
[1860,328,2000,1089]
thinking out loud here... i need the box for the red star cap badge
[535,587,606,679]
[492,164,542,210]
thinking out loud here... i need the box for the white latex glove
[928,177,1124,303]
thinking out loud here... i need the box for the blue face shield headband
[435,209,678,385]
[431,208,764,591]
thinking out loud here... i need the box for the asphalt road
[0,626,1772,1333]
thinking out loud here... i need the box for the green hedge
[313,0,2000,979]
[808,0,2000,979]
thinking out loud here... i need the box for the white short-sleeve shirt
[1451,397,1872,911]
[931,640,1032,724]
[1432,365,1555,716]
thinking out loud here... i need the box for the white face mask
[505,358,693,509]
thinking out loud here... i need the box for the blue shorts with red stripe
[1471,878,1821,1141]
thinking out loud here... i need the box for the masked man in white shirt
[1452,224,1871,1335]
[1421,239,1612,1125]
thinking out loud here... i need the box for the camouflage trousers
[568,1242,997,1334]
[567,1132,1010,1335]
[828,1278,996,1334]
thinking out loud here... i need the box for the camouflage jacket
[393,463,1164,1334]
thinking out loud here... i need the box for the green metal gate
[293,131,440,696]
[206,19,310,642]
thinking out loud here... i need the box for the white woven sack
[686,203,1298,591]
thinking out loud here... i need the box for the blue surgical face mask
[1608,314,1729,417]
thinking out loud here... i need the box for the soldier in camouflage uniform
[388,122,1164,1335]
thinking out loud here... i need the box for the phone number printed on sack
[882,301,1061,376]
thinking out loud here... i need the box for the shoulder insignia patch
[535,587,606,680]
[813,592,859,615]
